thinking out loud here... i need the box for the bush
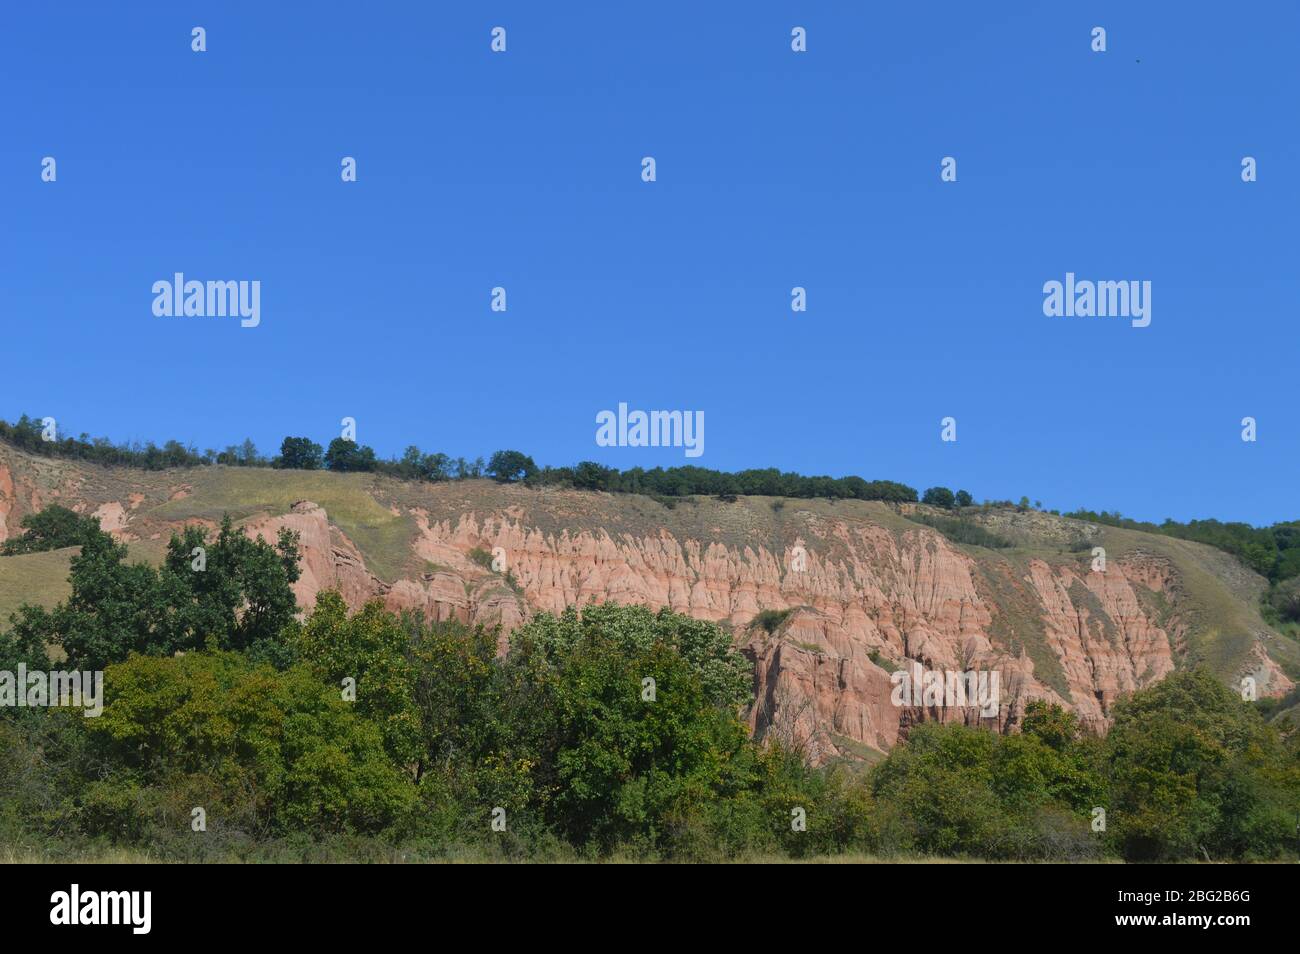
[86,652,416,836]
[909,513,1013,549]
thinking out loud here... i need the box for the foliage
[84,652,414,835]
[486,450,538,483]
[1,415,919,506]
[1103,669,1300,861]
[513,603,752,711]
[0,505,103,556]
[750,608,792,635]
[908,513,1013,549]
[6,515,300,670]
[324,437,378,472]
[921,486,955,509]
[293,592,423,772]
[276,436,323,470]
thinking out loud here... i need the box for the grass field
[0,547,74,628]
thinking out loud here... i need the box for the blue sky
[3,2,1297,524]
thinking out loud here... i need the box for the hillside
[3,441,1297,760]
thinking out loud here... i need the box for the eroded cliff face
[382,510,1208,759]
[0,450,1293,761]
[233,499,1291,760]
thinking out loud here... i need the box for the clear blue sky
[3,2,1297,524]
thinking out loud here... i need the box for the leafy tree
[276,436,323,470]
[954,489,973,508]
[922,486,956,509]
[293,592,422,773]
[324,437,377,472]
[487,449,537,483]
[501,605,756,850]
[159,516,302,660]
[513,603,752,711]
[0,505,103,555]
[86,652,414,834]
[1266,577,1300,623]
[9,516,300,670]
[870,723,1006,856]
[1104,668,1300,861]
[542,636,753,849]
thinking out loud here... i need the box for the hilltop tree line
[2,509,1299,862]
[0,414,919,503]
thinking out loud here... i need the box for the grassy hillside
[0,547,73,629]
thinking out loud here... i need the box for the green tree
[86,652,415,834]
[293,592,423,773]
[159,516,302,660]
[513,603,752,711]
[502,608,756,851]
[487,450,538,483]
[0,505,103,555]
[1105,669,1300,860]
[276,436,323,470]
[324,437,377,472]
[922,487,956,509]
[9,515,300,670]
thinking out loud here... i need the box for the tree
[514,603,752,710]
[0,505,103,555]
[487,450,537,483]
[1104,669,1298,861]
[87,652,414,834]
[277,436,323,470]
[325,437,377,472]
[159,516,302,660]
[237,438,262,466]
[293,592,422,773]
[503,603,757,849]
[9,515,301,670]
[1266,577,1300,623]
[922,486,956,509]
[954,490,973,508]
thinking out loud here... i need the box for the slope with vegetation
[1,513,1297,862]
[3,419,1300,754]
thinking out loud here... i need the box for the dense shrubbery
[2,511,1299,862]
[907,513,1013,549]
